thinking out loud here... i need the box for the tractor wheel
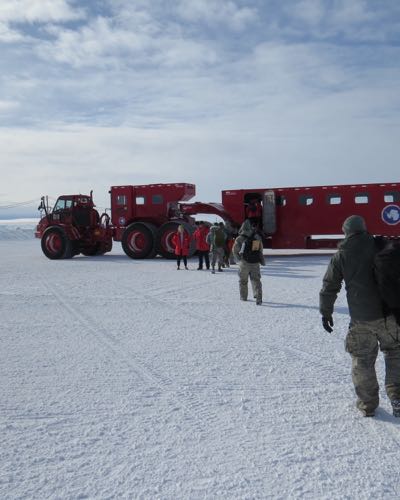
[156,221,196,259]
[121,222,157,259]
[41,227,73,260]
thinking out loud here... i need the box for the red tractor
[36,192,113,259]
[35,181,400,259]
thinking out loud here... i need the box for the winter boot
[211,267,215,274]
[391,400,400,417]
[356,400,375,417]
[360,408,375,417]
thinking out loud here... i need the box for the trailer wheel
[41,227,73,260]
[122,222,156,259]
[156,221,195,259]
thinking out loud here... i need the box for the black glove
[322,316,334,333]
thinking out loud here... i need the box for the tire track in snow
[117,280,210,323]
[38,275,263,484]
[40,277,170,389]
[119,273,348,378]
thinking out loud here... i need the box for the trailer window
[355,193,369,204]
[152,194,163,205]
[328,195,341,205]
[136,196,145,205]
[299,195,314,206]
[116,195,127,206]
[384,191,400,203]
[276,195,286,206]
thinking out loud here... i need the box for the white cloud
[176,0,257,30]
[0,0,85,24]
[288,0,374,27]
[38,14,218,69]
[0,99,20,111]
[288,0,326,27]
[283,0,393,42]
[0,21,23,42]
[40,17,147,68]
[330,0,375,25]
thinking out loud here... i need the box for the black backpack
[374,239,400,322]
[213,228,225,248]
[242,236,261,264]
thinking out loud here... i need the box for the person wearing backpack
[232,219,265,305]
[319,215,400,418]
[206,223,226,274]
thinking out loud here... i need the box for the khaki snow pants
[345,315,400,412]
[238,261,262,303]
[210,247,224,269]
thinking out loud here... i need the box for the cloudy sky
[0,0,399,214]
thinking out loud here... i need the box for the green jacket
[319,232,383,321]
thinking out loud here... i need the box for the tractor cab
[49,194,98,227]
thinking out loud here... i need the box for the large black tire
[121,222,157,259]
[41,227,73,260]
[156,221,196,259]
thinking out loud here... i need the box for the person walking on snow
[206,223,226,274]
[172,224,191,270]
[319,215,400,418]
[232,219,265,305]
[193,222,210,270]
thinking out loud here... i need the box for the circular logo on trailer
[119,216,126,226]
[382,205,400,225]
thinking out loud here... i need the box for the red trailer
[35,181,400,259]
[221,182,400,249]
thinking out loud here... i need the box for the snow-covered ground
[0,219,38,240]
[1,222,400,499]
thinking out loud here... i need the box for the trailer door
[262,190,277,234]
[110,186,134,227]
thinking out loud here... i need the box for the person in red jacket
[193,221,210,270]
[246,199,262,227]
[172,224,191,270]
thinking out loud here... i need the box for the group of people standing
[172,219,265,304]
[172,221,233,273]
